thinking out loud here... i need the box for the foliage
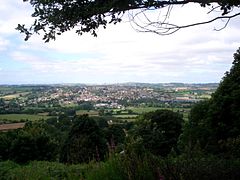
[206,48,240,156]
[133,109,183,156]
[180,47,240,158]
[0,114,50,122]
[104,124,126,152]
[60,115,108,164]
[0,132,16,161]
[93,116,109,129]
[158,155,240,180]
[210,48,240,139]
[179,100,212,156]
[17,0,240,42]
[0,160,92,180]
[0,122,58,164]
[64,108,76,116]
[77,101,94,111]
[86,156,126,180]
[1,154,240,180]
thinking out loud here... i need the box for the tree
[210,48,240,140]
[64,108,76,116]
[0,98,5,107]
[18,0,240,42]
[133,109,183,156]
[0,122,58,164]
[105,124,126,148]
[207,47,240,156]
[0,131,16,161]
[178,100,212,156]
[60,115,107,164]
[180,47,240,158]
[10,131,57,163]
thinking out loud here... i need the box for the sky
[0,1,240,84]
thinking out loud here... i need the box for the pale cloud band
[0,1,240,84]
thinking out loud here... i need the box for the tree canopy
[0,122,57,164]
[60,115,107,164]
[133,109,183,156]
[18,0,240,42]
[180,47,240,158]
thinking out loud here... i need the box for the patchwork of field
[0,107,190,131]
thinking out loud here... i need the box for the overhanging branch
[130,10,240,35]
[18,0,240,41]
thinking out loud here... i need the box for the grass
[128,107,161,114]
[37,112,50,116]
[128,107,190,113]
[1,154,240,180]
[0,114,51,122]
[0,161,91,180]
[113,114,138,118]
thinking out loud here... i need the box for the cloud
[1,1,240,84]
[0,1,33,36]
[0,37,9,51]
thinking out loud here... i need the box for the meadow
[0,114,51,122]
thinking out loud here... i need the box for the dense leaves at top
[18,0,240,42]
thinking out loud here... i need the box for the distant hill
[0,83,219,89]
[116,82,219,89]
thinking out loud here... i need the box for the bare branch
[214,18,231,31]
[171,12,240,29]
[130,10,240,35]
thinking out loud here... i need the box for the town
[0,83,217,108]
[0,83,218,124]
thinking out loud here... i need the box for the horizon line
[0,82,219,86]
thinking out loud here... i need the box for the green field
[128,107,164,114]
[113,114,138,118]
[0,114,51,122]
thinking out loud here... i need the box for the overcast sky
[0,1,240,84]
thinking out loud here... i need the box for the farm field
[128,107,190,113]
[113,114,138,118]
[0,114,51,122]
[0,122,25,131]
[128,107,162,114]
[1,92,29,100]
[76,110,99,116]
